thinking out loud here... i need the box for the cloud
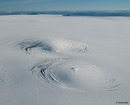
[0,0,45,5]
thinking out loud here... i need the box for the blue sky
[0,0,130,11]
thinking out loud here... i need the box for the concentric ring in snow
[30,58,121,92]
[17,39,87,54]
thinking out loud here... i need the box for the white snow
[0,15,130,105]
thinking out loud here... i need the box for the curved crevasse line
[17,40,53,54]
[30,58,69,88]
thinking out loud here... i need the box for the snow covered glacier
[0,15,130,105]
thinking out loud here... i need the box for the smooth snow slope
[0,15,130,105]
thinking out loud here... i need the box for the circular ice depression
[17,39,87,54]
[30,58,121,91]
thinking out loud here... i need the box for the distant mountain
[0,11,130,16]
[63,11,130,16]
